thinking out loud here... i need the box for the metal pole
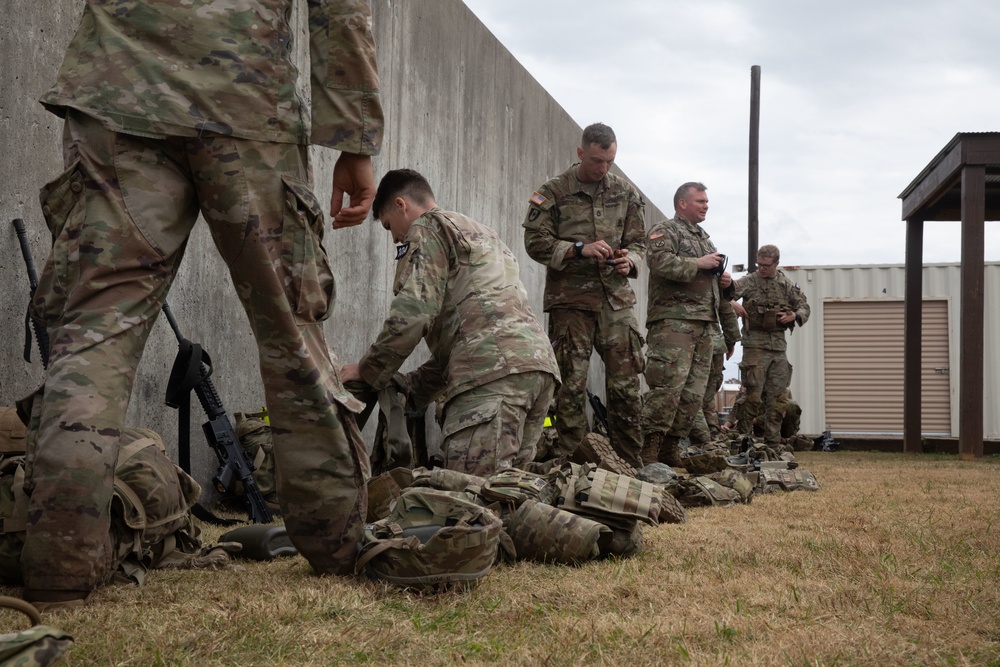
[748,65,760,272]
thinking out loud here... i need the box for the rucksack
[355,486,504,592]
[0,426,203,586]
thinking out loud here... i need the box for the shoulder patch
[649,229,665,240]
[395,242,410,260]
[529,191,547,206]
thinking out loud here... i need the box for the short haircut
[757,244,780,262]
[373,168,435,220]
[673,181,707,209]
[581,123,616,150]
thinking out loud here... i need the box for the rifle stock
[587,389,610,436]
[162,302,273,524]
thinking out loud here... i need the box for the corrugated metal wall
[779,262,1000,438]
[823,300,950,434]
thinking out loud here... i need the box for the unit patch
[395,242,410,260]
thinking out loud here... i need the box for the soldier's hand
[340,363,361,383]
[331,153,375,229]
[731,301,748,318]
[609,248,632,275]
[582,240,614,260]
[696,252,724,271]
[777,310,797,325]
[718,271,732,288]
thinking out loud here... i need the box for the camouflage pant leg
[594,305,645,467]
[739,348,792,443]
[22,112,198,592]
[690,351,725,445]
[760,353,792,444]
[189,135,369,576]
[641,319,713,439]
[440,371,556,476]
[548,310,597,456]
[688,411,711,446]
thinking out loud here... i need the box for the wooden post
[959,165,985,459]
[902,217,923,453]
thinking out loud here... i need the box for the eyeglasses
[758,261,775,269]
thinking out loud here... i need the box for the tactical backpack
[548,462,660,557]
[0,426,204,586]
[675,476,743,507]
[355,486,505,592]
[753,465,821,493]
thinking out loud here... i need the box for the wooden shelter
[898,132,1000,458]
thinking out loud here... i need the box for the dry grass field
[2,450,999,666]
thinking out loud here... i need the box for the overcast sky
[463,0,1000,269]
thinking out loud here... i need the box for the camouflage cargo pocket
[279,175,334,323]
[626,324,646,374]
[31,159,86,325]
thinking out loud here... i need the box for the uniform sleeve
[404,355,449,410]
[358,226,450,389]
[308,0,384,154]
[523,186,573,270]
[788,280,811,326]
[719,299,741,348]
[646,225,699,283]
[620,189,647,272]
[731,275,749,301]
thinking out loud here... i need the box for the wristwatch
[574,241,585,259]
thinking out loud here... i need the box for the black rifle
[587,389,610,436]
[12,219,50,367]
[162,302,273,524]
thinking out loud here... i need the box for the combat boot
[641,432,663,467]
[659,434,683,468]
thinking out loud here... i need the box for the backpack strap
[354,535,421,575]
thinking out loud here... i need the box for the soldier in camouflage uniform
[688,299,740,446]
[523,123,647,467]
[22,0,383,607]
[731,245,810,444]
[641,183,732,466]
[342,169,559,476]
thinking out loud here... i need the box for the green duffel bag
[707,469,755,504]
[676,476,743,507]
[504,499,610,564]
[355,487,503,593]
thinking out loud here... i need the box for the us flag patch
[529,191,547,206]
[649,229,665,239]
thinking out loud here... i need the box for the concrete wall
[0,1,662,488]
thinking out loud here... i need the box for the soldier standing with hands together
[523,123,647,468]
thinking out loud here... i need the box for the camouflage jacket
[644,215,724,326]
[40,0,383,154]
[359,208,559,405]
[522,164,646,312]
[733,269,810,351]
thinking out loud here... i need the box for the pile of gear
[351,429,820,593]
